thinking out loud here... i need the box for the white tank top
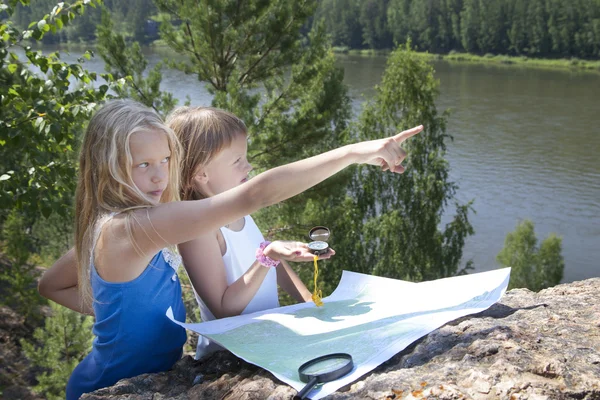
[194,215,279,359]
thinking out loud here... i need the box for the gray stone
[82,278,600,400]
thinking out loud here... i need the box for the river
[32,47,600,283]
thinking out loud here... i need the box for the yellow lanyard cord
[312,255,324,307]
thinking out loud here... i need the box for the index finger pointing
[393,125,423,143]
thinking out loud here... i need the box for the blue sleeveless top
[66,249,187,400]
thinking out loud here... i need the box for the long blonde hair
[166,106,247,201]
[74,99,181,307]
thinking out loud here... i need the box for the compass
[307,226,331,256]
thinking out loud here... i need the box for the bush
[497,220,564,292]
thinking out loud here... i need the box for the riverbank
[333,47,600,73]
[33,41,600,74]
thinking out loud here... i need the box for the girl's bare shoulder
[95,212,154,282]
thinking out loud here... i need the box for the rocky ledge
[83,278,600,400]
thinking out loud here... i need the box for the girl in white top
[167,107,336,359]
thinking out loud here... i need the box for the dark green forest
[9,0,600,58]
[316,0,600,58]
[10,0,158,43]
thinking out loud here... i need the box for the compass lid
[309,226,330,242]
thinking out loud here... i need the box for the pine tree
[153,0,352,241]
[526,0,550,56]
[387,0,412,47]
[447,0,463,51]
[96,7,177,118]
[359,0,392,49]
[477,0,506,54]
[460,0,481,53]
[508,0,527,54]
[21,302,94,400]
[407,0,438,51]
[315,0,362,49]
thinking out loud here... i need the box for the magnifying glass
[293,353,354,400]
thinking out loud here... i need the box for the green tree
[435,0,454,52]
[155,0,349,159]
[448,0,463,50]
[497,220,564,291]
[302,44,474,295]
[0,210,44,320]
[355,43,473,281]
[508,0,527,54]
[9,0,158,44]
[315,0,363,49]
[526,0,550,56]
[154,0,350,225]
[96,7,177,118]
[21,302,94,400]
[407,0,438,51]
[359,0,392,49]
[1,0,112,220]
[150,1,474,295]
[460,0,481,53]
[1,0,114,324]
[387,0,412,47]
[477,0,506,54]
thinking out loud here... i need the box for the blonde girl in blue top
[39,99,422,399]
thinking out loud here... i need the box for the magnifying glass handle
[294,376,319,400]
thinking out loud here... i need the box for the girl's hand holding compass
[263,241,336,262]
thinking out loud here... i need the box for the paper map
[167,268,510,399]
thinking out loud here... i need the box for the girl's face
[197,133,252,197]
[130,129,171,204]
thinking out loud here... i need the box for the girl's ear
[193,169,209,185]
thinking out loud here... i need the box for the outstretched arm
[137,126,422,250]
[100,126,423,282]
[38,248,94,316]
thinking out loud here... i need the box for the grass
[334,48,600,73]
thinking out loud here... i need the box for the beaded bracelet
[255,241,280,268]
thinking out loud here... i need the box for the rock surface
[81,278,600,400]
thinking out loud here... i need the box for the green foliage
[155,0,350,166]
[30,210,74,265]
[12,0,600,58]
[1,209,34,265]
[497,220,564,291]
[1,0,114,220]
[314,0,363,49]
[8,0,157,43]
[96,7,177,118]
[287,44,474,296]
[316,0,600,58]
[21,302,93,400]
[359,0,392,49]
[347,43,473,282]
[0,210,45,321]
[154,0,352,238]
[1,1,116,326]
